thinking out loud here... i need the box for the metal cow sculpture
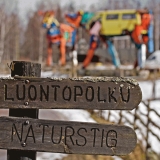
[39,11,78,67]
[81,8,154,70]
[39,10,96,67]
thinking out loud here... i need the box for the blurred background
[0,0,160,70]
[0,0,160,160]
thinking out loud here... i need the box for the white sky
[17,0,100,25]
[18,0,100,18]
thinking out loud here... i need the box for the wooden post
[7,61,41,160]
[118,111,122,124]
[133,107,138,130]
[145,100,150,160]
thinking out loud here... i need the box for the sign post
[0,61,142,159]
[7,61,41,160]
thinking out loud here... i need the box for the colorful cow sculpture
[39,10,96,67]
[39,11,78,67]
[81,8,154,70]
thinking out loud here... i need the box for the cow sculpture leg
[60,38,67,66]
[82,35,99,69]
[106,39,120,67]
[46,42,53,66]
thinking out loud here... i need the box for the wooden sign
[0,77,142,110]
[0,116,137,156]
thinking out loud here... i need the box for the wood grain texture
[0,117,137,156]
[0,77,142,110]
[10,61,41,77]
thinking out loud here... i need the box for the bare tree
[0,0,20,64]
[0,7,5,63]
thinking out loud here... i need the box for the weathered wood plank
[0,116,137,156]
[0,77,142,110]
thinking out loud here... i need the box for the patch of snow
[55,109,96,123]
[139,81,154,100]
[37,152,67,160]
[41,71,54,78]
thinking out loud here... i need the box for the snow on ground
[139,81,154,100]
[53,109,96,123]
